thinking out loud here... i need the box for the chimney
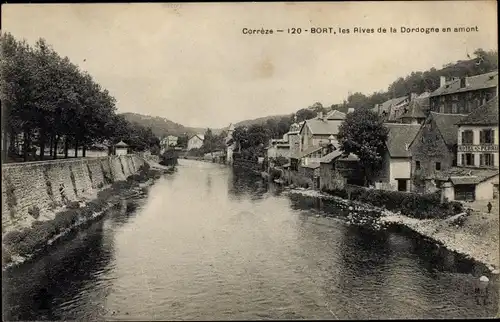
[348,108,355,114]
[440,76,446,87]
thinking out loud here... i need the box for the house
[429,71,498,115]
[187,134,204,150]
[436,97,499,201]
[396,92,430,124]
[409,112,468,192]
[85,143,110,157]
[114,141,129,156]
[319,150,344,191]
[225,123,236,164]
[160,135,179,154]
[298,110,346,152]
[373,123,421,191]
[266,118,303,160]
[372,95,412,122]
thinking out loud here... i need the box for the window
[435,162,441,170]
[480,153,494,167]
[415,161,421,170]
[463,153,474,166]
[461,130,474,144]
[451,103,457,113]
[480,129,494,144]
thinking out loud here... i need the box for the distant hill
[234,114,293,128]
[120,113,221,138]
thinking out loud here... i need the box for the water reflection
[3,160,498,320]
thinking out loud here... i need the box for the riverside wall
[2,155,145,229]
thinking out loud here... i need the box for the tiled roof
[372,96,409,119]
[301,162,321,169]
[338,153,359,161]
[290,146,322,159]
[302,119,343,135]
[430,112,468,147]
[436,167,499,185]
[115,141,128,147]
[456,96,499,126]
[325,110,346,120]
[430,71,498,97]
[319,150,343,163]
[384,123,421,157]
[191,134,205,140]
[397,98,428,120]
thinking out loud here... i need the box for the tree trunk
[49,134,53,157]
[74,139,78,158]
[64,138,69,158]
[23,131,30,162]
[53,136,59,159]
[82,145,86,157]
[39,130,46,161]
[2,129,8,162]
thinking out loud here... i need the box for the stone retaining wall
[2,155,145,229]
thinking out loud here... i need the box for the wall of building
[457,125,499,167]
[430,87,496,114]
[319,163,346,191]
[475,175,500,200]
[2,155,145,229]
[187,137,203,150]
[267,146,290,159]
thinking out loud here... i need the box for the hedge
[325,186,464,219]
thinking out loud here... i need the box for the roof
[430,71,498,97]
[301,119,343,135]
[301,162,321,169]
[338,153,359,161]
[319,150,343,163]
[190,134,205,141]
[372,95,409,116]
[291,146,322,159]
[115,140,128,147]
[430,112,469,147]
[384,123,421,157]
[325,110,346,120]
[397,97,429,120]
[436,167,499,185]
[457,96,499,126]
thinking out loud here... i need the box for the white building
[225,123,236,164]
[114,141,129,156]
[187,134,204,150]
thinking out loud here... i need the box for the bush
[28,206,41,219]
[326,186,463,219]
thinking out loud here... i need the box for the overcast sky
[2,2,497,128]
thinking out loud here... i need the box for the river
[2,159,498,320]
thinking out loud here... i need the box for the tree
[296,108,316,122]
[177,134,189,148]
[337,108,389,186]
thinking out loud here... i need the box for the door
[397,179,408,192]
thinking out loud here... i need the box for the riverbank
[285,188,499,274]
[2,163,173,271]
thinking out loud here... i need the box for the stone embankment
[1,155,172,271]
[286,188,499,274]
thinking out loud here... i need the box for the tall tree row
[1,33,159,162]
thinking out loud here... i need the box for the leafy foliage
[0,33,160,162]
[338,108,389,184]
[326,186,464,219]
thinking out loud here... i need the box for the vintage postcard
[1,1,498,320]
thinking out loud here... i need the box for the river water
[3,160,498,320]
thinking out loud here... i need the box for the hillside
[235,114,293,127]
[120,113,213,138]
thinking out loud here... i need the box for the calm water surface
[3,159,498,320]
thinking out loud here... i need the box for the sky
[1,2,497,129]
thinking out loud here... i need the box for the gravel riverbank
[286,188,499,274]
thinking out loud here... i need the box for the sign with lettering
[458,145,499,152]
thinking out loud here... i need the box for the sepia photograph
[1,1,499,320]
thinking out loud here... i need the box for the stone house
[409,112,468,192]
[429,71,498,115]
[437,96,499,201]
[396,93,429,125]
[319,150,344,191]
[373,123,421,191]
[187,134,204,150]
